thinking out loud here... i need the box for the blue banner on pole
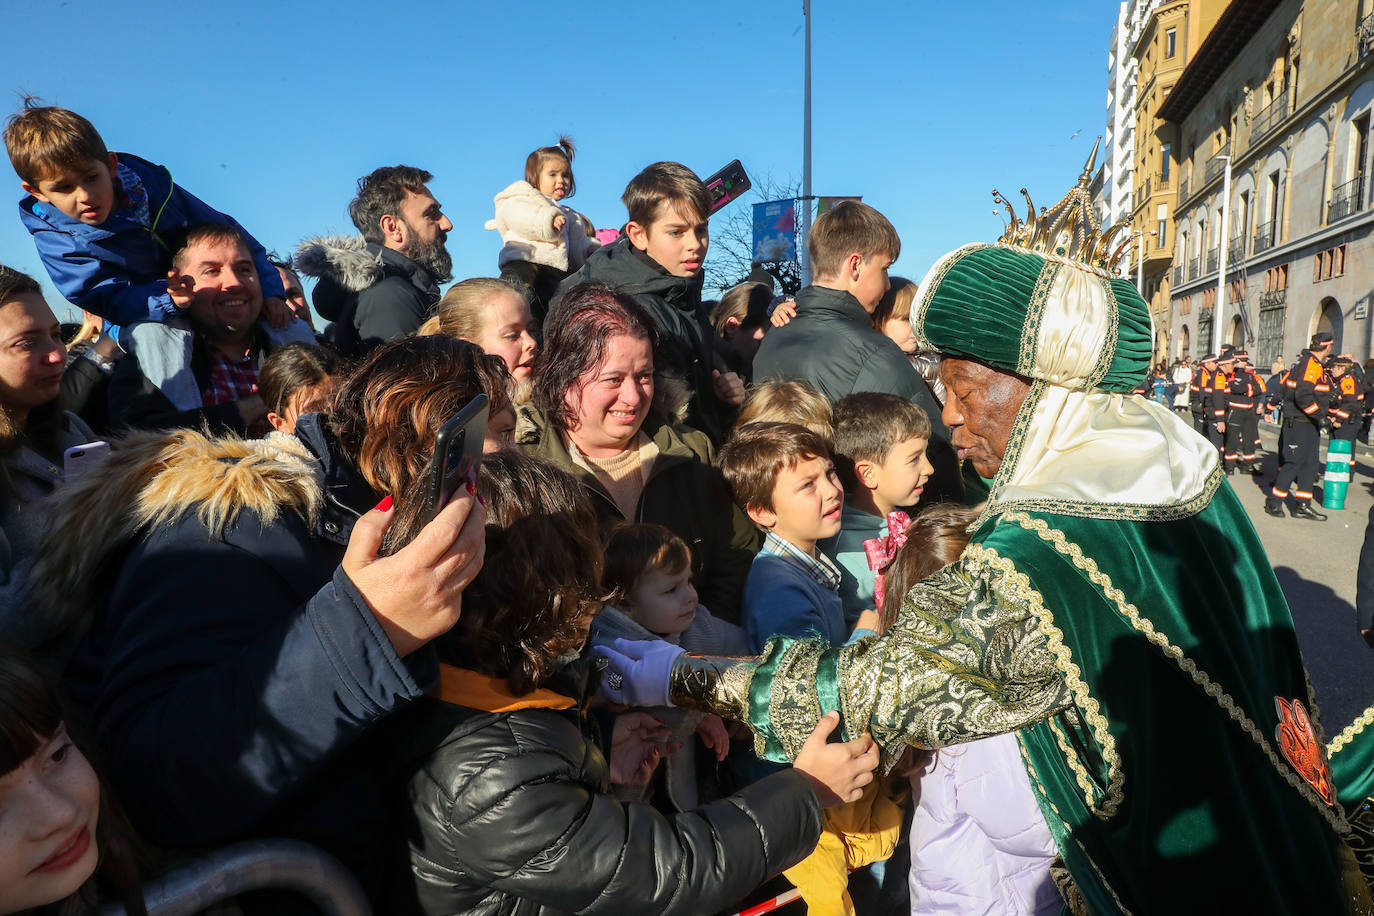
[752,199,797,263]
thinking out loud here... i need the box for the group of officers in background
[1187,330,1365,522]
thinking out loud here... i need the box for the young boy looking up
[719,422,880,654]
[4,100,288,329]
[751,201,961,505]
[820,393,933,628]
[558,161,742,445]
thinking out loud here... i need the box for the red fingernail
[374,496,393,512]
[465,479,475,495]
[476,493,487,507]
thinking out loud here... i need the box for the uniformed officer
[1223,349,1261,473]
[1235,350,1266,467]
[1211,349,1236,455]
[1266,331,1335,520]
[1329,355,1363,444]
[1191,352,1218,434]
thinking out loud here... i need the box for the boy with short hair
[752,200,961,504]
[719,422,880,654]
[5,100,287,329]
[820,393,934,628]
[559,161,741,444]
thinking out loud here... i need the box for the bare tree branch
[706,173,803,297]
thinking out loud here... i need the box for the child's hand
[854,609,883,635]
[552,213,567,233]
[696,713,730,762]
[792,711,879,807]
[610,711,680,786]
[166,270,195,309]
[262,296,291,331]
[712,369,745,406]
[770,298,797,327]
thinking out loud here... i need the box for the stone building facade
[1162,0,1374,370]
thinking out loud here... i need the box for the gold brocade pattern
[1350,801,1374,897]
[667,654,754,721]
[1332,705,1374,755]
[765,640,827,762]
[966,543,1124,820]
[1003,511,1351,836]
[1016,260,1062,377]
[833,557,1073,768]
[1016,733,1135,915]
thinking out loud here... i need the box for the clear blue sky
[1,0,1114,322]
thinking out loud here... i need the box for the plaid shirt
[202,345,260,408]
[758,531,842,592]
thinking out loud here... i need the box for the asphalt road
[1228,420,1374,735]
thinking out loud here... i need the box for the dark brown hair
[0,648,147,915]
[327,336,512,550]
[349,165,434,245]
[880,504,979,630]
[808,200,901,279]
[622,161,712,228]
[833,392,931,488]
[436,451,604,694]
[601,522,692,608]
[531,283,660,436]
[0,267,64,461]
[709,281,773,338]
[523,136,577,198]
[170,223,250,273]
[4,98,109,185]
[718,421,830,514]
[258,343,344,417]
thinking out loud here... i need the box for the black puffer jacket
[294,235,440,356]
[396,665,823,915]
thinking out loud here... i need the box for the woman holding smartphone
[39,336,509,905]
[0,266,97,655]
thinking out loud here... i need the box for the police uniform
[1330,357,1363,444]
[1223,354,1261,472]
[1190,356,1216,435]
[1267,332,1335,520]
[1210,354,1235,453]
[1238,355,1266,464]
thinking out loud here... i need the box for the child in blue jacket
[5,100,286,328]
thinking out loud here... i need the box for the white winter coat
[485,180,599,273]
[908,731,1060,915]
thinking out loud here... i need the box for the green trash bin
[1323,437,1353,510]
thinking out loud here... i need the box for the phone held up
[63,441,111,481]
[420,394,490,528]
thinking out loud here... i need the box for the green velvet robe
[736,481,1365,913]
[1334,707,1374,894]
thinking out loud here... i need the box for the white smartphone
[63,441,111,480]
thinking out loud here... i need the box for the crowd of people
[0,98,1371,916]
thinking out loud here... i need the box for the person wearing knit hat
[596,152,1370,914]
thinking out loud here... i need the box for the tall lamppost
[1212,155,1232,356]
[800,0,813,287]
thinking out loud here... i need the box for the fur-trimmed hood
[293,234,389,293]
[32,429,323,640]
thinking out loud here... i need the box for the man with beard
[294,165,453,356]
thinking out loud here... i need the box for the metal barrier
[101,838,371,916]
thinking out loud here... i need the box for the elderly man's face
[939,358,1032,479]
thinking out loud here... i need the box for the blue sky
[1,0,1114,321]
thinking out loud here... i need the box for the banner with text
[752,199,797,263]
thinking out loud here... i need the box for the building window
[1265,264,1289,292]
[1180,295,1192,315]
[1166,28,1177,58]
[1355,114,1370,179]
[1315,244,1348,282]
[1156,203,1167,246]
[1161,142,1172,182]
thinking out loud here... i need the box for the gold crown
[992,137,1134,274]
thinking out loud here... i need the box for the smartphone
[63,441,110,480]
[703,159,752,215]
[420,395,490,527]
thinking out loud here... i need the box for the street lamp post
[800,0,813,287]
[1213,156,1232,356]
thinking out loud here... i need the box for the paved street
[1227,420,1374,735]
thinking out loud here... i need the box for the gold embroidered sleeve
[692,552,1073,769]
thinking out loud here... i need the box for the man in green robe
[598,165,1372,913]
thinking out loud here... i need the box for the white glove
[593,638,684,707]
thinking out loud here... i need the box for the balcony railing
[1173,266,1184,286]
[1251,95,1289,145]
[1258,289,1287,309]
[1254,222,1276,254]
[1178,177,1190,205]
[1134,177,1152,210]
[1190,256,1200,278]
[1329,175,1365,223]
[1156,170,1171,189]
[1228,234,1246,262]
[1205,145,1231,183]
[1206,246,1219,273]
[1360,12,1374,57]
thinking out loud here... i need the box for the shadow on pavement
[1273,565,1370,731]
